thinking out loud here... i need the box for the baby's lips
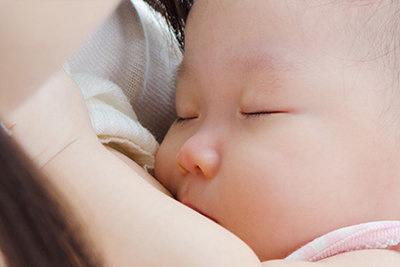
[182,201,218,224]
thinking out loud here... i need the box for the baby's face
[155,0,400,261]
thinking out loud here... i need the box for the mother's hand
[3,70,97,169]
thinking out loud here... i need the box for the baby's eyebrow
[174,59,193,82]
[233,53,303,77]
[174,52,303,84]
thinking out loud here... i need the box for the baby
[154,0,400,262]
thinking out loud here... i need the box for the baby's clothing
[63,0,182,171]
[285,221,400,261]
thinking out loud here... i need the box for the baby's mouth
[182,202,218,224]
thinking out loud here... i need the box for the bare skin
[155,0,400,262]
[0,0,121,115]
[1,0,400,266]
[4,70,399,267]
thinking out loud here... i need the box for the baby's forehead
[186,0,396,61]
[176,51,303,84]
[187,0,391,35]
[184,2,340,71]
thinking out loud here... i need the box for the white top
[64,0,182,171]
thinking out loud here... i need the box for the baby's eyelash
[175,116,198,124]
[242,111,281,117]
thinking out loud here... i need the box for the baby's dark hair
[146,0,194,51]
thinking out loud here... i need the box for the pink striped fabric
[285,221,400,261]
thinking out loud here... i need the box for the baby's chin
[249,231,319,261]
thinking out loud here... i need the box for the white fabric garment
[64,0,182,170]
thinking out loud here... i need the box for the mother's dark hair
[0,127,100,267]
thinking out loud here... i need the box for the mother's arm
[0,0,120,114]
[5,70,262,267]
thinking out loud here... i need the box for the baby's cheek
[154,146,168,182]
[154,142,178,193]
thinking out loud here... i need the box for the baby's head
[155,0,400,261]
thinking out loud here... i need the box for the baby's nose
[175,134,221,180]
